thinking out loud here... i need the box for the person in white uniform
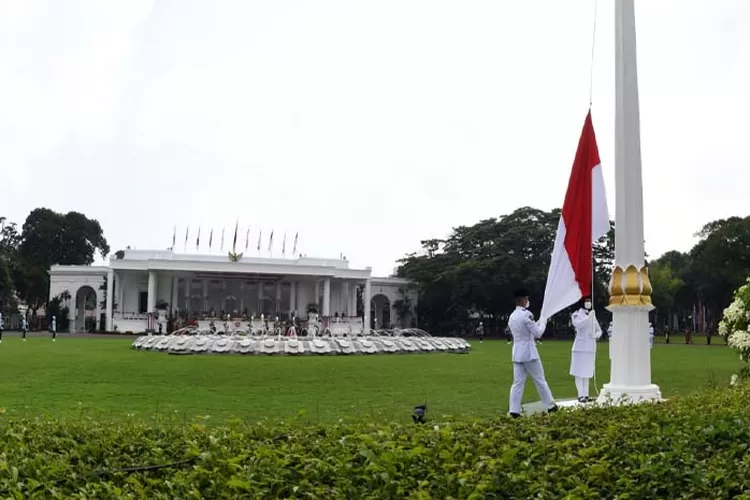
[570,296,602,403]
[508,288,558,418]
[648,322,654,349]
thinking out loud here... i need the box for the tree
[14,209,109,315]
[648,261,684,329]
[392,287,415,327]
[19,208,109,268]
[398,207,614,335]
[0,218,21,312]
[684,216,750,330]
[46,291,71,332]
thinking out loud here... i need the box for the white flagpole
[598,0,660,405]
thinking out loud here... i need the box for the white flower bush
[719,279,750,380]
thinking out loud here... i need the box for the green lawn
[0,335,741,425]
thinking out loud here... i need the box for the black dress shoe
[547,405,559,413]
[577,397,588,403]
[509,412,522,419]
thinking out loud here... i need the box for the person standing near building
[507,288,558,418]
[570,296,602,403]
[475,322,485,343]
[21,315,28,341]
[51,315,57,342]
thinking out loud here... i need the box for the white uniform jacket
[508,306,547,363]
[571,309,602,352]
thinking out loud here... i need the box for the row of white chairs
[132,335,471,355]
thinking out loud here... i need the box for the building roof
[49,249,409,282]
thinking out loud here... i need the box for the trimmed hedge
[2,386,750,498]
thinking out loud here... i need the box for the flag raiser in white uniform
[507,289,558,417]
[570,303,602,401]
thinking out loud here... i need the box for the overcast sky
[1,1,748,276]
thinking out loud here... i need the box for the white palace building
[48,249,415,334]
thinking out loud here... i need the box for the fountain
[131,316,471,356]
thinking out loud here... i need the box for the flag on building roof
[292,232,298,256]
[282,233,287,257]
[196,227,201,251]
[268,230,274,253]
[220,227,225,251]
[209,228,213,251]
[257,230,262,251]
[184,226,189,251]
[540,112,610,321]
[245,227,250,251]
[172,226,176,249]
[232,220,238,253]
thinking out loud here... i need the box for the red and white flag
[540,112,610,321]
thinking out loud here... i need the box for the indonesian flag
[540,112,610,321]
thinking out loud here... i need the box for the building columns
[342,282,349,317]
[184,277,190,313]
[113,272,120,313]
[105,268,114,331]
[323,278,331,317]
[289,281,297,316]
[118,273,125,314]
[147,271,157,313]
[363,279,371,334]
[171,276,179,316]
[275,281,282,313]
[349,283,357,317]
[258,282,264,314]
[202,279,209,312]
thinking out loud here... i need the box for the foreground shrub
[2,385,750,498]
[719,278,750,380]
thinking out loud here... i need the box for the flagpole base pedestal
[596,383,662,405]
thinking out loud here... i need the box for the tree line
[2,206,748,337]
[397,206,750,336]
[0,209,109,327]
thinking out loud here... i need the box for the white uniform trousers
[509,359,555,414]
[575,376,590,398]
